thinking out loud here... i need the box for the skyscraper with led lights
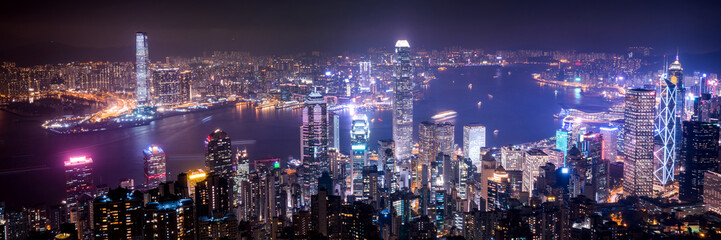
[351,114,370,199]
[135,32,149,104]
[143,145,166,188]
[623,89,655,197]
[463,124,486,167]
[206,129,234,182]
[65,156,94,208]
[392,40,413,161]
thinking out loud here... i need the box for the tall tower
[300,91,329,163]
[392,40,413,161]
[351,114,370,199]
[205,129,234,182]
[623,89,655,197]
[655,57,682,185]
[463,124,486,166]
[435,122,454,156]
[678,121,719,202]
[135,32,149,104]
[300,90,330,200]
[143,145,167,188]
[64,156,94,208]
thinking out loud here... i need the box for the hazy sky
[1,0,720,56]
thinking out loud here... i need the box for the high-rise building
[351,114,370,199]
[655,60,681,185]
[301,90,329,163]
[195,173,231,218]
[392,40,413,161]
[599,126,618,162]
[135,32,149,104]
[143,199,195,240]
[143,145,166,188]
[487,168,510,211]
[463,124,486,166]
[523,148,550,195]
[704,171,721,214]
[205,129,234,182]
[418,121,438,168]
[679,121,720,202]
[500,146,524,171]
[93,188,143,239]
[556,129,569,161]
[152,68,190,106]
[623,88,655,197]
[64,156,94,208]
[436,122,455,156]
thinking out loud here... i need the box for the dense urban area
[2,30,721,240]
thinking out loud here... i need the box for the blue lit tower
[135,32,150,104]
[351,114,370,200]
[654,56,683,185]
[143,145,167,188]
[392,40,413,161]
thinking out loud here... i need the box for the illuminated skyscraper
[436,122,454,156]
[300,90,329,163]
[418,121,438,168]
[205,129,234,182]
[599,126,618,162]
[392,40,413,161]
[135,32,149,104]
[64,156,94,208]
[679,121,719,202]
[351,114,370,199]
[143,145,166,188]
[623,89,655,197]
[152,68,190,106]
[143,199,195,240]
[300,90,330,199]
[655,59,681,185]
[93,188,143,239]
[463,124,486,166]
[555,129,569,162]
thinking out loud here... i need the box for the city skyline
[3,1,721,239]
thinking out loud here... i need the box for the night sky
[1,0,720,64]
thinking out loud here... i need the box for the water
[0,65,604,207]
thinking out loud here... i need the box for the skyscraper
[143,145,166,188]
[463,124,486,167]
[152,68,191,107]
[205,129,234,182]
[300,90,330,199]
[351,114,370,199]
[679,121,719,202]
[143,199,195,240]
[599,126,618,162]
[135,32,149,104]
[436,122,455,156]
[392,40,413,161]
[655,59,680,185]
[300,90,329,163]
[623,88,655,197]
[93,188,143,239]
[555,129,569,162]
[418,121,438,168]
[65,156,94,210]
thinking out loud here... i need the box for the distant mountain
[0,41,204,67]
[0,42,134,66]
